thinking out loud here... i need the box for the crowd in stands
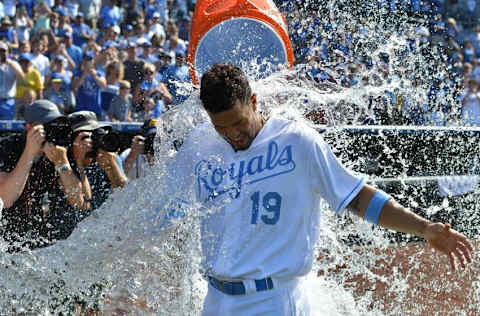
[276,0,480,127]
[0,0,194,122]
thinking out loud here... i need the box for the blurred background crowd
[1,0,480,127]
[276,0,480,127]
[0,0,194,123]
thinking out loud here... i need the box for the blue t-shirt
[100,5,122,27]
[74,69,105,116]
[72,23,92,47]
[67,45,83,69]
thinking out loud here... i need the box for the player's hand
[96,149,118,171]
[423,223,474,271]
[43,142,68,166]
[25,125,46,158]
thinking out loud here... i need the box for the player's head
[200,63,262,151]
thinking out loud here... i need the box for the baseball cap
[175,51,186,58]
[153,12,160,18]
[51,72,64,83]
[125,24,133,31]
[76,12,84,18]
[68,111,110,132]
[141,119,159,137]
[19,53,33,62]
[141,40,152,47]
[0,42,7,51]
[127,41,137,48]
[24,100,64,124]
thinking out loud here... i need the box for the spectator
[163,51,190,105]
[134,62,172,116]
[44,73,75,114]
[149,12,166,41]
[120,118,159,180]
[72,51,107,119]
[101,61,123,115]
[45,55,73,91]
[99,0,122,29]
[56,8,73,36]
[15,5,34,42]
[461,78,480,126]
[77,0,101,30]
[163,23,187,55]
[138,40,158,64]
[16,53,43,105]
[0,42,24,119]
[61,31,83,69]
[463,41,475,63]
[32,2,52,33]
[124,0,144,27]
[0,16,18,51]
[71,12,93,48]
[15,89,36,120]
[0,100,90,251]
[123,41,145,96]
[107,80,133,122]
[134,96,157,121]
[31,38,51,81]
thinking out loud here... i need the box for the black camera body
[43,119,73,147]
[0,51,6,63]
[89,127,121,155]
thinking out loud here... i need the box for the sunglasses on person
[145,70,154,75]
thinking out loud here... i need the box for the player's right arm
[0,126,44,208]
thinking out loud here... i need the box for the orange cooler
[188,0,294,84]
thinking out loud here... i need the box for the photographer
[0,100,90,250]
[67,111,128,209]
[0,41,25,120]
[120,119,158,180]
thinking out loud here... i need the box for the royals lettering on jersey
[194,140,296,202]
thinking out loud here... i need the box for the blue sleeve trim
[365,190,392,224]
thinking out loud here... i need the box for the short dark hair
[200,63,252,113]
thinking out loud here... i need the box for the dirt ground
[336,241,480,316]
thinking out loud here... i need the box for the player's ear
[250,93,257,111]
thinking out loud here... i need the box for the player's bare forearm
[348,184,430,239]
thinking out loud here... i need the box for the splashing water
[1,1,480,315]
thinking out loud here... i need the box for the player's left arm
[348,184,474,271]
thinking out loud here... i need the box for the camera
[89,127,121,156]
[0,51,6,63]
[43,119,73,147]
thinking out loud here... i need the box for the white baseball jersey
[166,116,366,281]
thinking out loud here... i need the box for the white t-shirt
[0,197,3,213]
[31,54,50,82]
[165,117,365,281]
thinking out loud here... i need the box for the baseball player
[159,63,473,315]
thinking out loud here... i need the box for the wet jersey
[169,117,366,280]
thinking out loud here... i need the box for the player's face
[208,94,262,151]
